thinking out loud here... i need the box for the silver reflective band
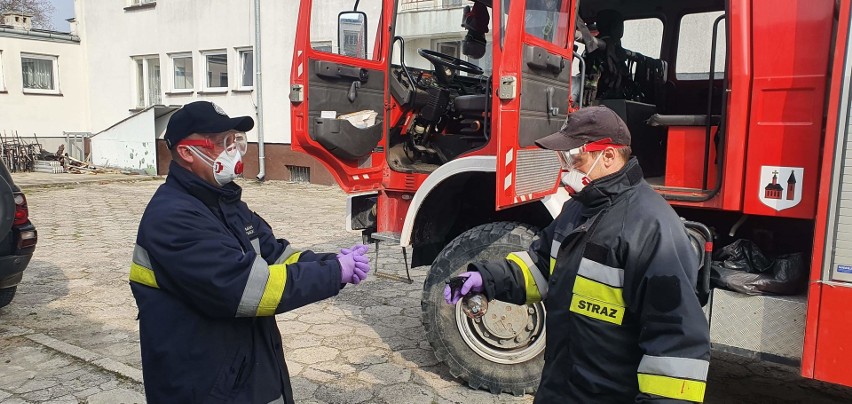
[133,244,153,268]
[515,251,549,300]
[550,240,561,258]
[638,355,709,381]
[266,395,285,404]
[275,245,298,265]
[577,257,624,287]
[236,255,270,317]
[250,238,261,255]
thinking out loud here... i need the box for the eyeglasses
[557,137,623,170]
[178,132,248,157]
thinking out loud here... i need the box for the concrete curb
[16,176,163,191]
[25,332,143,384]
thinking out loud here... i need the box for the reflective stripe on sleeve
[638,373,707,402]
[638,355,710,382]
[506,251,548,303]
[274,245,302,265]
[577,257,624,287]
[638,355,709,402]
[256,263,286,316]
[129,244,158,289]
[250,238,261,254]
[236,256,271,317]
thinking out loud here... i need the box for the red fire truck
[291,0,852,395]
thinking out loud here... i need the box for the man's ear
[602,147,618,168]
[175,145,195,164]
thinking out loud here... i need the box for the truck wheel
[0,286,17,309]
[421,222,545,396]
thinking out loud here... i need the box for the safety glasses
[557,137,623,171]
[178,132,248,157]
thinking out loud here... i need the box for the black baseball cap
[535,106,631,151]
[164,101,254,149]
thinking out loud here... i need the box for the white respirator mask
[557,138,618,194]
[182,132,248,186]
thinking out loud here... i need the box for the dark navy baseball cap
[535,106,631,151]
[164,101,254,149]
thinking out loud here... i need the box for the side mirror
[338,11,368,59]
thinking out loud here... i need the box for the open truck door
[493,0,576,209]
[290,0,390,193]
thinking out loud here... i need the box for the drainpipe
[254,0,266,181]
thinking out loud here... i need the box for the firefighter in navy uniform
[445,106,711,403]
[129,101,371,404]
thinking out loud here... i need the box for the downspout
[254,0,266,181]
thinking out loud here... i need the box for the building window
[0,51,5,92]
[238,48,253,89]
[171,53,193,90]
[435,41,460,59]
[311,41,333,53]
[21,54,59,94]
[204,52,228,89]
[133,56,161,107]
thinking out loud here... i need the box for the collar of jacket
[571,156,643,215]
[166,160,243,206]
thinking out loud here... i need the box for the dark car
[0,160,36,309]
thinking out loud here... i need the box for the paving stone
[308,324,354,337]
[86,388,145,404]
[358,362,412,385]
[377,382,438,404]
[342,347,389,366]
[314,378,375,404]
[288,346,340,365]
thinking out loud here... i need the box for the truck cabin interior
[387,0,728,185]
[576,0,727,191]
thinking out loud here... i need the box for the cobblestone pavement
[1,177,852,403]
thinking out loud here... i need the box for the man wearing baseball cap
[445,106,711,403]
[129,101,372,403]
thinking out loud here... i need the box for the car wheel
[0,286,17,309]
[421,221,545,396]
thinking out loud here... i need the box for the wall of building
[89,107,158,174]
[0,30,89,138]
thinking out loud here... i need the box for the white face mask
[189,146,244,186]
[561,152,603,194]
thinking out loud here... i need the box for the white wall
[78,0,263,141]
[90,107,158,174]
[0,32,89,137]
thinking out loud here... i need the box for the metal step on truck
[290,0,852,395]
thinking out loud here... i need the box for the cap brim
[534,131,586,151]
[208,116,255,133]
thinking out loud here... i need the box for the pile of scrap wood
[63,154,122,174]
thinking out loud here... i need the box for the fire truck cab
[291,0,852,395]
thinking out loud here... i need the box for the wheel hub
[456,299,546,364]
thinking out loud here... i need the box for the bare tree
[0,0,56,30]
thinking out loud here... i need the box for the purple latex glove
[340,244,369,257]
[443,271,484,305]
[337,249,371,285]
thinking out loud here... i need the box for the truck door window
[676,11,726,80]
[621,18,663,59]
[524,0,571,48]
[310,0,383,60]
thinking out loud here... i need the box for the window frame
[169,52,194,93]
[0,50,6,92]
[236,47,254,91]
[21,53,60,95]
[621,17,665,60]
[201,50,229,92]
[132,54,162,108]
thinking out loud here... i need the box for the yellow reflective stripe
[637,373,706,402]
[569,294,624,325]
[549,257,556,275]
[256,263,287,316]
[573,275,625,306]
[283,251,302,266]
[129,262,158,289]
[507,253,541,303]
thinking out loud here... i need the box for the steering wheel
[418,48,484,76]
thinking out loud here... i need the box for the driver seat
[454,94,488,113]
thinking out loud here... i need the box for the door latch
[546,87,558,116]
[289,84,304,103]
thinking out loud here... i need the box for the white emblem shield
[758,166,803,211]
